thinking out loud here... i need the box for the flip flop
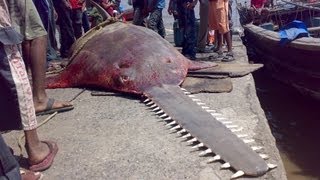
[222,52,235,62]
[29,141,58,172]
[20,169,43,180]
[36,98,74,116]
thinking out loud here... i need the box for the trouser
[132,7,144,26]
[0,135,21,180]
[148,8,166,38]
[82,10,90,33]
[197,0,209,50]
[178,7,196,57]
[71,8,83,39]
[54,4,75,58]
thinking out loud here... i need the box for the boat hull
[242,24,320,100]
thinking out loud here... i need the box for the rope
[17,89,86,158]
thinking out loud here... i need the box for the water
[253,69,320,180]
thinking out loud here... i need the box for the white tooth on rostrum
[211,113,223,116]
[184,92,191,95]
[180,88,187,91]
[155,110,164,115]
[259,154,269,160]
[170,125,181,131]
[201,106,209,109]
[181,133,191,138]
[146,102,154,106]
[222,121,233,124]
[177,129,187,134]
[188,95,196,98]
[163,117,172,121]
[143,99,150,103]
[166,121,176,126]
[192,99,201,102]
[221,162,231,169]
[191,143,204,149]
[199,149,212,156]
[231,127,243,132]
[160,114,167,118]
[237,134,248,138]
[226,125,238,128]
[196,102,206,105]
[152,107,160,111]
[231,171,245,179]
[150,104,157,108]
[243,139,255,143]
[206,109,216,113]
[187,137,197,143]
[268,164,277,169]
[251,146,263,151]
[215,117,228,121]
[207,155,221,163]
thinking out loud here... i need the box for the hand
[168,6,174,15]
[186,1,196,9]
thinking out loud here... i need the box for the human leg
[82,10,90,33]
[71,8,83,39]
[157,10,166,38]
[197,0,210,52]
[132,7,144,26]
[182,8,197,59]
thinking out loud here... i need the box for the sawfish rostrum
[47,19,275,178]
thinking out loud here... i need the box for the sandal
[20,169,43,180]
[29,141,59,172]
[222,52,235,62]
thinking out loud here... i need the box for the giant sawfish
[47,19,275,178]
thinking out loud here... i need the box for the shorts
[209,0,230,34]
[6,0,47,40]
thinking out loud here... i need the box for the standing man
[169,0,198,60]
[132,0,147,26]
[70,0,84,39]
[148,0,166,38]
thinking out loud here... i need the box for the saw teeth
[222,121,233,124]
[251,146,263,151]
[268,163,277,169]
[187,137,197,143]
[237,134,248,138]
[146,102,154,106]
[206,109,216,113]
[259,154,269,160]
[166,121,176,127]
[231,171,245,179]
[211,113,223,117]
[201,106,210,109]
[199,149,212,156]
[170,125,181,131]
[150,104,157,108]
[180,88,187,91]
[192,98,201,102]
[188,95,196,98]
[181,133,191,138]
[191,143,204,149]
[177,129,187,134]
[163,117,172,121]
[231,127,243,132]
[152,107,160,112]
[226,125,238,128]
[243,139,255,144]
[207,155,221,163]
[143,99,151,103]
[184,92,191,95]
[221,162,231,169]
[196,102,206,105]
[215,117,228,121]
[160,114,168,118]
[155,110,164,115]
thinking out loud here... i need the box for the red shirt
[251,0,266,8]
[69,0,83,9]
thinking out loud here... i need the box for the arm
[187,0,198,9]
[167,0,175,15]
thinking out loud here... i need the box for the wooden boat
[237,0,320,100]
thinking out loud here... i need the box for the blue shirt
[149,0,165,9]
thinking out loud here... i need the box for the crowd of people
[0,0,236,179]
[131,0,234,61]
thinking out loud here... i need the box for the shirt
[69,0,83,9]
